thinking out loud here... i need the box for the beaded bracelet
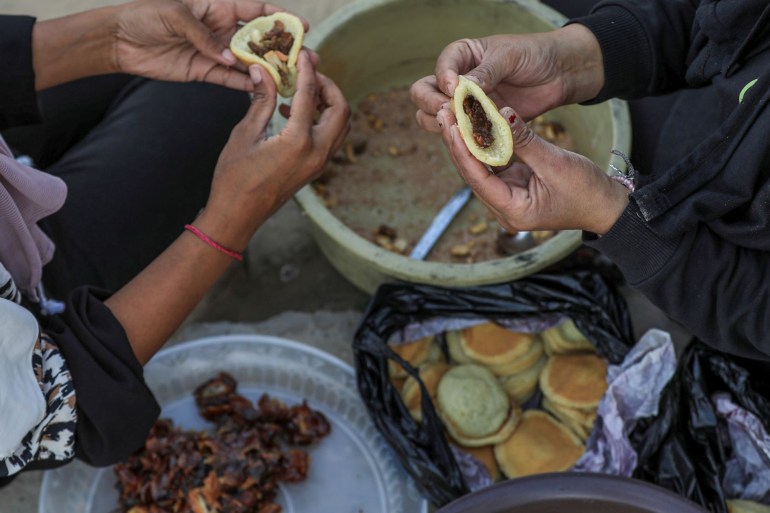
[184,224,244,262]
[609,149,636,193]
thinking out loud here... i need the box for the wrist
[586,178,629,235]
[192,206,260,254]
[32,5,122,90]
[552,23,605,104]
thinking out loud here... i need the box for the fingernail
[466,74,482,85]
[249,65,263,84]
[440,102,450,111]
[221,48,236,64]
[500,107,516,125]
[450,125,456,142]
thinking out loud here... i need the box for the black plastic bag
[352,270,635,507]
[631,342,770,513]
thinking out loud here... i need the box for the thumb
[173,7,235,66]
[500,106,557,170]
[240,65,278,139]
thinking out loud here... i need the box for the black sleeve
[569,0,699,101]
[41,287,160,467]
[585,201,770,362]
[0,15,42,130]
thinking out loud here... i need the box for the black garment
[571,0,770,359]
[0,14,249,467]
[3,74,251,297]
[0,16,38,129]
[42,288,161,467]
[545,0,683,188]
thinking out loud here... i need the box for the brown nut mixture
[462,95,495,148]
[247,21,294,86]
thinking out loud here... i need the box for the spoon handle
[409,186,473,260]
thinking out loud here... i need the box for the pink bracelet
[184,224,244,262]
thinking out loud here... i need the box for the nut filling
[247,20,295,86]
[462,95,495,148]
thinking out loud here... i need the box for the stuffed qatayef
[452,75,514,167]
[230,13,304,97]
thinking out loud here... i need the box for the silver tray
[39,335,428,513]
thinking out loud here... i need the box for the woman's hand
[195,50,350,251]
[411,24,605,133]
[31,0,309,90]
[107,50,349,363]
[112,0,306,91]
[436,106,628,236]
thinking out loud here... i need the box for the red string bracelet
[184,224,244,262]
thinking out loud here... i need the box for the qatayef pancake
[541,318,595,355]
[387,335,440,379]
[540,353,608,410]
[493,410,584,479]
[499,354,547,404]
[230,13,304,97]
[486,339,544,377]
[446,323,543,376]
[727,500,770,513]
[454,443,501,481]
[452,75,514,166]
[458,323,537,366]
[400,361,451,422]
[436,364,519,446]
[445,403,521,448]
[541,396,596,441]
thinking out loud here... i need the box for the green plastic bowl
[275,0,631,294]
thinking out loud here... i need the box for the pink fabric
[0,136,66,296]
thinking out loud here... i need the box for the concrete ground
[0,1,691,512]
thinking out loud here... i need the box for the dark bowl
[436,473,709,513]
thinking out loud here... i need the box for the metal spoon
[496,227,537,255]
[409,186,473,260]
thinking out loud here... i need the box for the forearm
[104,209,254,365]
[550,24,605,105]
[569,0,698,101]
[32,5,120,90]
[586,202,770,360]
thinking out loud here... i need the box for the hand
[107,50,348,364]
[436,106,628,235]
[196,50,350,251]
[411,24,604,133]
[112,0,309,91]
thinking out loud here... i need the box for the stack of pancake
[540,353,608,441]
[447,322,545,405]
[387,336,448,422]
[493,409,585,478]
[400,361,450,422]
[387,319,609,483]
[388,335,442,386]
[541,318,596,355]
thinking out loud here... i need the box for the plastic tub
[276,0,632,293]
